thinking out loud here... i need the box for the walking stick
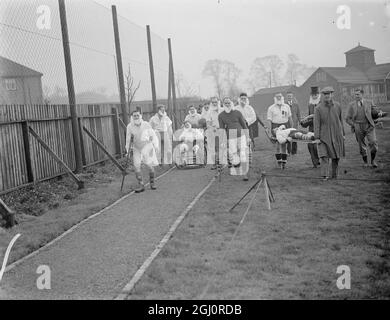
[229,174,264,212]
[120,148,132,192]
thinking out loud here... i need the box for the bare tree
[202,59,225,98]
[248,55,284,90]
[284,53,316,86]
[125,63,141,114]
[175,72,198,98]
[223,61,241,97]
[202,59,241,98]
[43,85,52,105]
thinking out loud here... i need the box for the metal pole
[146,25,157,113]
[58,0,83,173]
[168,38,178,129]
[112,5,129,125]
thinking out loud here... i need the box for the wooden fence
[0,104,125,193]
[0,102,197,193]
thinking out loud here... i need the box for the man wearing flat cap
[314,87,345,180]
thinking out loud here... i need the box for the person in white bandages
[126,109,159,193]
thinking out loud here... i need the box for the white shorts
[133,143,159,169]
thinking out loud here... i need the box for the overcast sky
[92,0,390,97]
[1,0,389,100]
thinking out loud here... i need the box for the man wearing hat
[306,86,321,168]
[314,87,345,180]
[267,93,293,169]
[346,88,378,168]
[285,92,301,156]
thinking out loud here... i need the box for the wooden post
[0,198,17,228]
[58,0,83,173]
[21,121,34,183]
[168,38,178,129]
[167,56,172,120]
[82,126,125,173]
[28,126,84,189]
[112,5,129,126]
[146,25,157,113]
[78,117,87,166]
[112,107,122,156]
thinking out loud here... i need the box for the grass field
[129,116,390,299]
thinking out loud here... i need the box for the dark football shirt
[218,110,248,138]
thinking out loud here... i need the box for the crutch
[120,140,133,192]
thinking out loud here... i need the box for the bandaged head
[210,97,220,110]
[132,110,142,125]
[274,93,284,106]
[157,104,166,116]
[222,97,233,113]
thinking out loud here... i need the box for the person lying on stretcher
[177,121,205,165]
[272,124,315,144]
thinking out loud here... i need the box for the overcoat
[314,100,345,159]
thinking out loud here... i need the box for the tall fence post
[146,25,157,113]
[112,107,122,156]
[168,38,178,129]
[167,52,172,126]
[78,117,87,166]
[112,5,129,126]
[58,0,83,173]
[21,121,34,183]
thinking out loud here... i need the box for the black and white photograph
[0,0,390,306]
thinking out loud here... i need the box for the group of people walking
[267,86,380,180]
[125,85,382,192]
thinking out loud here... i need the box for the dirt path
[0,167,215,299]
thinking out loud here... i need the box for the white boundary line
[4,167,175,273]
[114,175,217,300]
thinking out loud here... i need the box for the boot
[134,172,145,193]
[281,154,287,169]
[371,151,378,168]
[320,157,329,180]
[275,153,282,167]
[362,155,368,167]
[149,172,157,190]
[331,159,339,179]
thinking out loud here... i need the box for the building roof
[365,63,390,81]
[253,85,298,96]
[321,66,369,84]
[0,56,43,78]
[345,44,375,54]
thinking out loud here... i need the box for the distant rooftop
[345,44,375,54]
[253,85,298,96]
[0,56,43,78]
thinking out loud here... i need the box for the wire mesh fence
[0,0,176,193]
[0,0,170,108]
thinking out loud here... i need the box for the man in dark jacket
[345,88,378,168]
[314,87,345,180]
